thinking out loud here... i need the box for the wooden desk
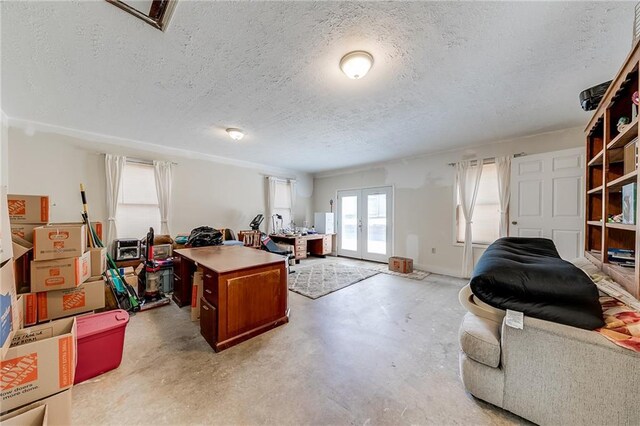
[269,234,334,262]
[174,245,288,352]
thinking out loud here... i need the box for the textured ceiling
[1,1,635,173]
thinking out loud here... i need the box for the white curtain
[265,177,277,234]
[495,156,511,238]
[153,160,173,235]
[288,179,297,227]
[105,154,126,248]
[456,159,484,278]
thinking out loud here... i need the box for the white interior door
[337,186,393,262]
[509,147,585,259]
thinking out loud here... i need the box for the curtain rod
[264,175,296,182]
[93,153,178,166]
[447,152,526,167]
[126,157,178,166]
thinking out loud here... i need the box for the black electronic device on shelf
[250,214,264,230]
[579,80,612,111]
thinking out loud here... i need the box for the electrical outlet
[431,248,436,254]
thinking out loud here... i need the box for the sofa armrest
[500,315,639,425]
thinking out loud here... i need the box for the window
[456,163,500,245]
[116,161,160,238]
[273,180,293,231]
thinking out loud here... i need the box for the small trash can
[74,309,130,384]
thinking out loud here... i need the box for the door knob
[511,221,518,225]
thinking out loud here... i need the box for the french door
[337,186,393,262]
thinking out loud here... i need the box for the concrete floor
[72,258,527,425]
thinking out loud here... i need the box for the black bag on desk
[186,226,223,247]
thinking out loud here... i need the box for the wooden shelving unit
[587,186,603,195]
[584,41,640,298]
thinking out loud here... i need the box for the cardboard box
[0,404,47,426]
[1,188,13,264]
[1,260,18,357]
[14,295,24,331]
[33,224,86,261]
[22,293,37,326]
[1,317,76,412]
[13,238,33,294]
[57,221,103,242]
[37,278,105,322]
[7,194,49,224]
[389,256,414,274]
[31,251,91,293]
[0,389,72,424]
[191,269,203,322]
[624,140,638,175]
[10,223,40,243]
[89,247,107,277]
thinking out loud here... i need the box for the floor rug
[368,263,431,280]
[289,262,380,299]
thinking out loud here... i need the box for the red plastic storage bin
[74,309,130,384]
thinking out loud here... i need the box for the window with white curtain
[273,180,293,230]
[456,163,500,245]
[116,161,161,238]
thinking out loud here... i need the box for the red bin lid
[77,309,130,340]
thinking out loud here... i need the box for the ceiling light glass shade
[340,51,374,79]
[226,128,245,141]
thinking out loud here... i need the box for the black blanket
[470,238,604,330]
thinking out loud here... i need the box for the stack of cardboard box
[1,192,74,423]
[6,194,108,324]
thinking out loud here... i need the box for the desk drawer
[200,297,217,350]
[322,236,332,254]
[203,269,217,305]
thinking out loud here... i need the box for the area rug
[289,263,380,299]
[369,264,431,280]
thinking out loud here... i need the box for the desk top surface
[270,233,333,240]
[175,245,285,273]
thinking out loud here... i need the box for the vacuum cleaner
[138,227,171,310]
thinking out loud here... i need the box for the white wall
[313,127,585,277]
[1,111,8,187]
[6,124,313,237]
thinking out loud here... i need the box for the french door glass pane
[367,193,386,254]
[341,196,358,251]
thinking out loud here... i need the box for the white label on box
[505,310,524,329]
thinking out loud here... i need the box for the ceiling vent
[107,0,177,31]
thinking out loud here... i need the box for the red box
[74,309,129,384]
[389,256,413,273]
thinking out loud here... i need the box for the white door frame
[336,186,394,262]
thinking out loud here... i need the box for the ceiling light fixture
[226,128,245,141]
[339,51,374,80]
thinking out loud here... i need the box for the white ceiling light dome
[226,128,245,141]
[340,51,374,79]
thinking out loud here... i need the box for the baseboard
[414,262,464,279]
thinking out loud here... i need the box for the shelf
[607,169,638,189]
[587,220,602,226]
[607,117,638,150]
[584,250,602,267]
[603,263,636,294]
[587,150,603,166]
[587,185,603,195]
[607,148,625,164]
[605,223,637,231]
